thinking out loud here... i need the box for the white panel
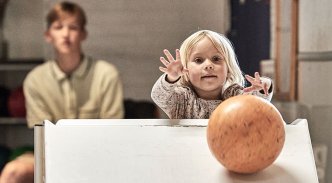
[40,119,319,183]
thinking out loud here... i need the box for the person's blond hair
[179,30,245,91]
[46,1,87,31]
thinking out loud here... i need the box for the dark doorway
[227,0,270,77]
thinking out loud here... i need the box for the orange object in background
[207,95,285,174]
[7,86,26,118]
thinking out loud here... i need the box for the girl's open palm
[159,49,189,82]
[243,72,271,96]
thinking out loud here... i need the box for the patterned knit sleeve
[151,74,188,118]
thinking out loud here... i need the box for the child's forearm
[151,74,179,110]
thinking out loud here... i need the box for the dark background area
[228,0,270,76]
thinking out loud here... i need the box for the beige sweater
[24,56,124,128]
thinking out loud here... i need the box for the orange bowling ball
[207,95,285,174]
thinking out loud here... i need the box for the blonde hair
[179,30,245,91]
[46,1,87,31]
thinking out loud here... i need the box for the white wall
[4,0,44,59]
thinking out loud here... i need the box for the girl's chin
[200,85,222,91]
[195,87,222,95]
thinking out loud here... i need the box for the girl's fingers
[160,57,169,66]
[245,75,255,84]
[245,72,271,95]
[243,86,254,93]
[244,82,269,96]
[175,49,181,61]
[246,73,263,85]
[263,82,268,96]
[254,72,260,79]
[163,49,175,62]
[159,66,168,73]
[254,72,263,84]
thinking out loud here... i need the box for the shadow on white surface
[226,164,298,183]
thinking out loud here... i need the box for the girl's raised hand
[243,72,271,96]
[159,49,189,83]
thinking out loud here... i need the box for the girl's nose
[206,65,214,69]
[204,60,214,70]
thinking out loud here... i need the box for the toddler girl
[151,30,272,119]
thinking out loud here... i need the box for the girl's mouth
[201,75,217,79]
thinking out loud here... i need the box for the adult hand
[159,49,189,83]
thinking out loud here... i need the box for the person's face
[45,15,86,55]
[187,37,228,100]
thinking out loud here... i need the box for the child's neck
[56,53,82,75]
